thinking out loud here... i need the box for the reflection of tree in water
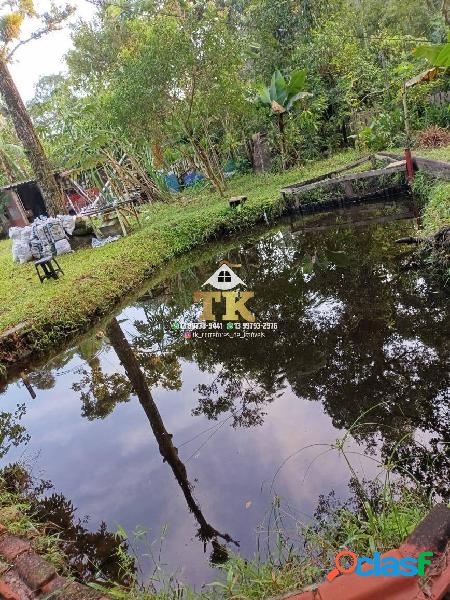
[123,220,449,498]
[73,353,131,419]
[105,318,237,554]
[193,370,279,428]
[73,317,237,559]
[1,463,133,585]
[73,322,182,420]
[0,387,30,458]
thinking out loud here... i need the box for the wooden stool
[34,256,64,283]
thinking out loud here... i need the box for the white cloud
[8,0,96,102]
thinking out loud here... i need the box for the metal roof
[0,169,70,193]
[0,178,38,192]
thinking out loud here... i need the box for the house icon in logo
[202,261,246,291]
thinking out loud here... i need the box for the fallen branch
[396,226,450,247]
[395,236,422,244]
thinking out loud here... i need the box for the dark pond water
[0,199,449,587]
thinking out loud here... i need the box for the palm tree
[254,69,312,169]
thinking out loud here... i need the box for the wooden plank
[116,208,128,237]
[374,153,398,163]
[282,164,406,197]
[385,160,406,169]
[281,156,372,193]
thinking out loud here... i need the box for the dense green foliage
[7,0,449,181]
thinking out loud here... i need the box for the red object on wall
[66,187,99,212]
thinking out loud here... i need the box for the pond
[0,198,449,587]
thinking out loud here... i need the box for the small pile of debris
[9,215,76,264]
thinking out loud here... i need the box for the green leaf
[270,70,287,104]
[287,68,307,95]
[285,91,313,112]
[254,83,271,106]
[435,43,450,66]
[413,44,444,65]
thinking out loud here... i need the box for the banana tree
[254,69,312,169]
[414,32,450,67]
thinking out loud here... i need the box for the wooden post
[402,86,414,182]
[116,208,128,237]
[402,86,412,148]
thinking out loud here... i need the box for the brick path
[0,526,110,600]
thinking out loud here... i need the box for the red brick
[42,579,106,600]
[0,568,35,600]
[41,574,68,595]
[0,535,30,561]
[62,581,106,600]
[15,549,56,590]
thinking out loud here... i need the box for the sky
[9,0,96,102]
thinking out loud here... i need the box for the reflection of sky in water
[0,204,448,586]
[383,336,439,364]
[2,357,374,585]
[304,294,345,330]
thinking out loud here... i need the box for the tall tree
[0,1,73,215]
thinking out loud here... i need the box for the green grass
[0,470,67,573]
[409,146,450,234]
[0,150,360,371]
[413,146,450,162]
[421,181,450,235]
[410,170,450,235]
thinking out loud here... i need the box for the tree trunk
[105,318,237,547]
[190,137,226,197]
[277,113,287,170]
[0,151,14,184]
[0,60,66,216]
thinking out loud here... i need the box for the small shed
[0,178,50,236]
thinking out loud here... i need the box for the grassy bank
[408,144,450,235]
[388,144,450,239]
[405,166,450,284]
[416,178,450,235]
[0,151,361,374]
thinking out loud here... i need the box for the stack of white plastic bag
[10,215,76,263]
[9,226,32,264]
